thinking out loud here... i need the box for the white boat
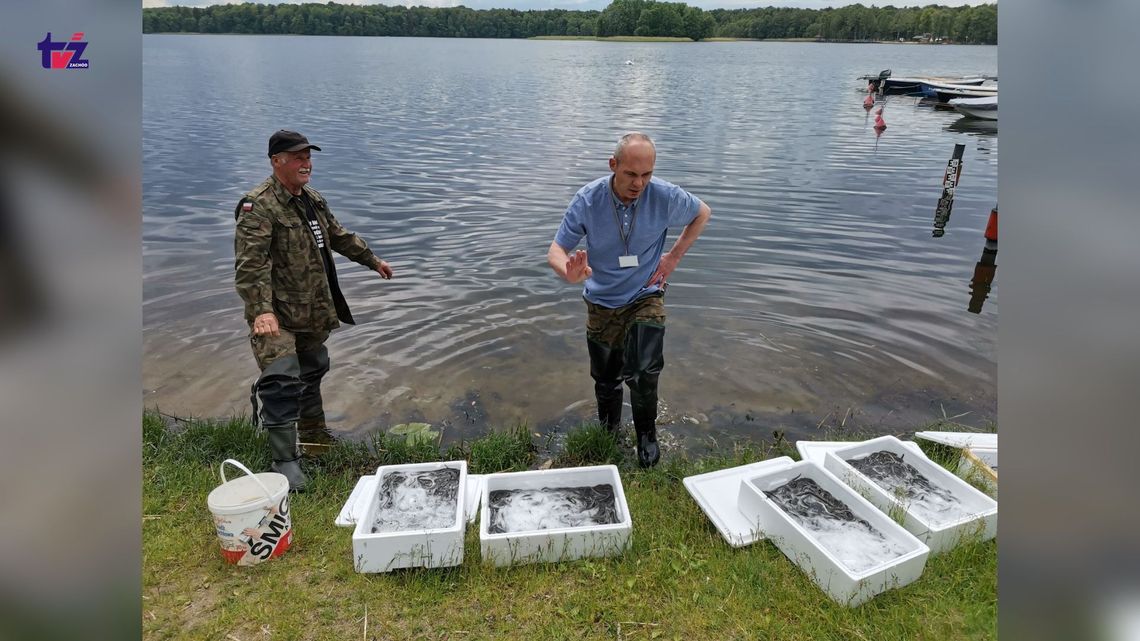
[949,95,998,121]
[920,79,998,94]
[883,77,987,94]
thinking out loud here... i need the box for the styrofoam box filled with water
[352,460,467,573]
[480,465,631,567]
[824,435,997,554]
[737,460,930,607]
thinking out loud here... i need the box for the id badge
[619,255,639,269]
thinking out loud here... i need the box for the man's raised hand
[564,249,593,284]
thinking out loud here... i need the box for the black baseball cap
[267,130,322,157]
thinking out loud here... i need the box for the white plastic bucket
[207,459,292,566]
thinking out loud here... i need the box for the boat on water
[949,95,998,121]
[919,79,998,94]
[859,69,988,95]
[886,76,987,94]
[926,86,999,103]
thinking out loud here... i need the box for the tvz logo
[37,32,89,69]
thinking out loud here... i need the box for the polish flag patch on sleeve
[242,202,254,212]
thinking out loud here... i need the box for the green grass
[466,424,535,474]
[143,411,996,640]
[374,430,444,466]
[558,422,624,467]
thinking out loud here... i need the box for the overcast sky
[143,0,994,12]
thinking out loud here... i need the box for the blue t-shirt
[554,175,701,308]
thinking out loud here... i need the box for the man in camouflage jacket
[235,130,393,491]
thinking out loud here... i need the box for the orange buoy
[874,107,886,130]
[863,94,874,109]
[984,206,998,241]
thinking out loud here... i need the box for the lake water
[143,35,997,447]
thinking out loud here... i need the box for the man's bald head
[613,132,656,164]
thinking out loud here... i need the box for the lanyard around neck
[610,182,638,255]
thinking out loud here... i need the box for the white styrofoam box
[336,475,377,528]
[464,474,485,524]
[336,471,484,528]
[480,465,631,567]
[795,440,924,467]
[914,431,997,450]
[682,457,796,547]
[959,448,997,475]
[957,448,998,496]
[824,435,997,554]
[737,460,929,607]
[351,461,467,573]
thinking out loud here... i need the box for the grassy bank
[143,412,996,640]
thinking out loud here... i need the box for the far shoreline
[141,32,994,45]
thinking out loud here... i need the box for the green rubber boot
[267,422,308,492]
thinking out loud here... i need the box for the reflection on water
[969,208,998,314]
[143,37,997,445]
[946,116,998,137]
[969,246,997,314]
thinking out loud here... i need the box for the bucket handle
[220,459,274,499]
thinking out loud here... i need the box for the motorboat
[926,86,999,103]
[949,95,998,120]
[860,69,988,95]
[919,79,998,94]
[886,76,986,94]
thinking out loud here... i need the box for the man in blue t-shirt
[547,132,711,467]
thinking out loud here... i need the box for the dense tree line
[709,3,996,43]
[143,3,601,39]
[142,1,996,45]
[596,0,716,41]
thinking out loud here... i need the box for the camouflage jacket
[234,176,379,332]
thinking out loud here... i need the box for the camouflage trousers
[585,293,666,349]
[584,293,666,433]
[249,328,331,430]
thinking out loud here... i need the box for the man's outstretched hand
[564,249,593,284]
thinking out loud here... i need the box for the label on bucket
[214,494,292,566]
